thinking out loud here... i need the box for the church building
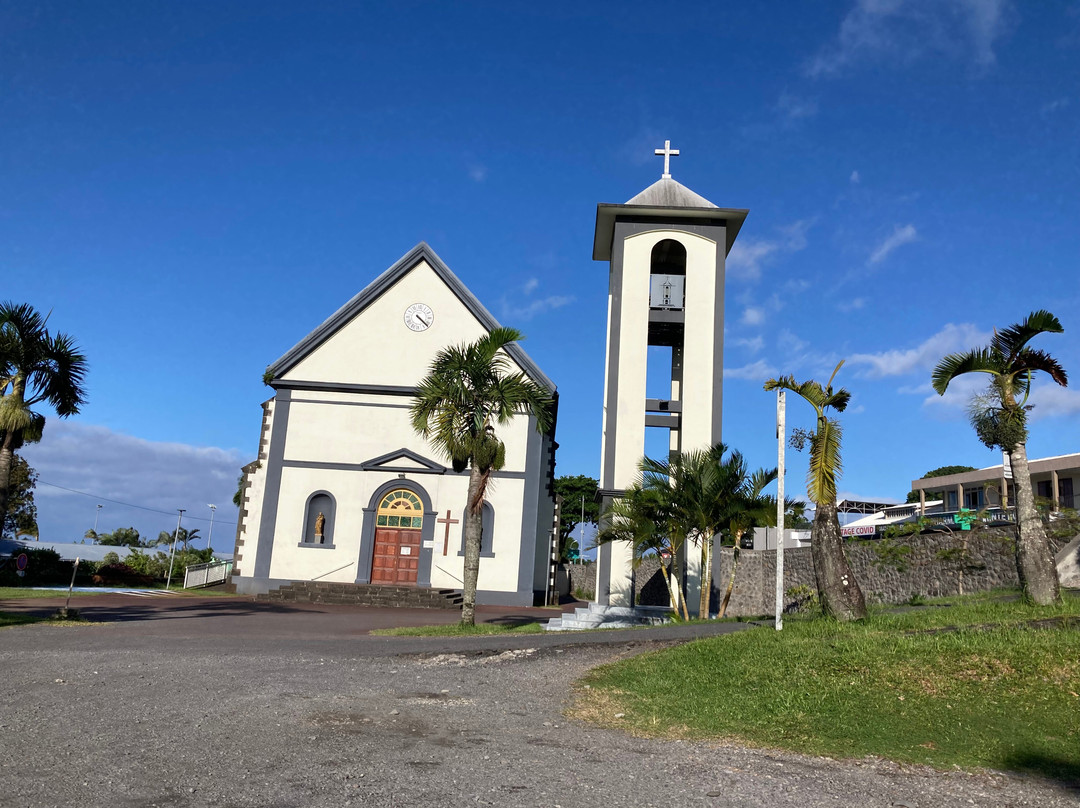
[231,243,559,606]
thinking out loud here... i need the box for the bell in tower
[592,141,749,615]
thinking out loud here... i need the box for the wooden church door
[371,489,425,586]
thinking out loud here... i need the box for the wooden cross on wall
[437,510,459,555]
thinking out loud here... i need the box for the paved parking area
[1,594,1074,807]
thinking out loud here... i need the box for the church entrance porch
[370,489,426,586]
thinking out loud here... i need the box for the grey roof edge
[266,242,557,394]
[592,203,750,261]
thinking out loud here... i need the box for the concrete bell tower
[592,141,749,614]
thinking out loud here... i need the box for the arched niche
[300,491,336,547]
[459,502,495,558]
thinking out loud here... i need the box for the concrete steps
[545,602,673,631]
[255,581,463,609]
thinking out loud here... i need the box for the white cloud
[847,322,992,378]
[501,295,574,322]
[727,219,812,281]
[1040,97,1071,116]
[807,0,1014,78]
[868,223,918,265]
[468,164,487,182]
[778,329,808,353]
[18,421,246,544]
[776,92,818,120]
[921,373,990,414]
[837,297,867,312]
[850,170,861,184]
[733,335,765,353]
[1029,384,1080,420]
[500,276,573,322]
[724,359,778,381]
[741,307,766,326]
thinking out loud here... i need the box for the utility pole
[580,495,585,563]
[206,504,217,552]
[166,509,185,589]
[92,504,102,541]
[775,390,786,632]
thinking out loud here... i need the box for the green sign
[953,508,977,531]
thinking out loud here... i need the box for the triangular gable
[267,242,556,393]
[360,448,448,475]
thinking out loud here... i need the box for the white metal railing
[183,560,233,589]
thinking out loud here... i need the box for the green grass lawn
[0,587,113,599]
[372,621,546,637]
[572,590,1080,780]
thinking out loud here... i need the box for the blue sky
[5,1,1080,544]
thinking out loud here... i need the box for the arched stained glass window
[376,489,424,528]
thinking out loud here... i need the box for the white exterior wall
[234,251,553,604]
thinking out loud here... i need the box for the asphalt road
[1,595,1074,807]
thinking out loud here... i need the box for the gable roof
[360,448,448,475]
[266,242,556,393]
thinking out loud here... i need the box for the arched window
[651,238,686,275]
[376,489,425,529]
[459,502,495,558]
[302,492,335,546]
[649,239,686,309]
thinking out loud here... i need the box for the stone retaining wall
[569,527,1031,615]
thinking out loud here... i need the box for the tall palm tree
[931,310,1067,605]
[411,327,553,625]
[764,361,867,621]
[717,467,780,618]
[0,302,88,521]
[596,484,690,620]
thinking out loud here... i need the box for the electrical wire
[35,479,238,527]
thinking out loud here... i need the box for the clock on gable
[404,303,434,332]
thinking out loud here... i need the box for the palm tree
[639,444,768,618]
[0,303,88,522]
[596,484,690,620]
[764,361,867,621]
[411,327,553,625]
[717,467,780,618]
[931,310,1068,605]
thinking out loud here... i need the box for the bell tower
[592,142,749,613]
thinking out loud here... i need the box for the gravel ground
[1,613,1075,807]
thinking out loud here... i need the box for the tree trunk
[1009,444,1060,605]
[718,545,739,618]
[810,501,867,621]
[660,559,679,619]
[0,430,16,525]
[460,465,485,625]
[699,532,713,618]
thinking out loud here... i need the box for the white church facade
[232,243,559,606]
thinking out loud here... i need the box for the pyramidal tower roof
[624,177,719,209]
[593,139,749,261]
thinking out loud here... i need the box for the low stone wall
[574,527,1030,615]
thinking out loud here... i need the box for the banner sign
[840,525,876,537]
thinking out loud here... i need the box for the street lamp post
[92,504,103,542]
[206,504,217,552]
[165,509,185,590]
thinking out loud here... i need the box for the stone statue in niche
[315,511,326,543]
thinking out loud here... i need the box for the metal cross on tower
[655,139,680,178]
